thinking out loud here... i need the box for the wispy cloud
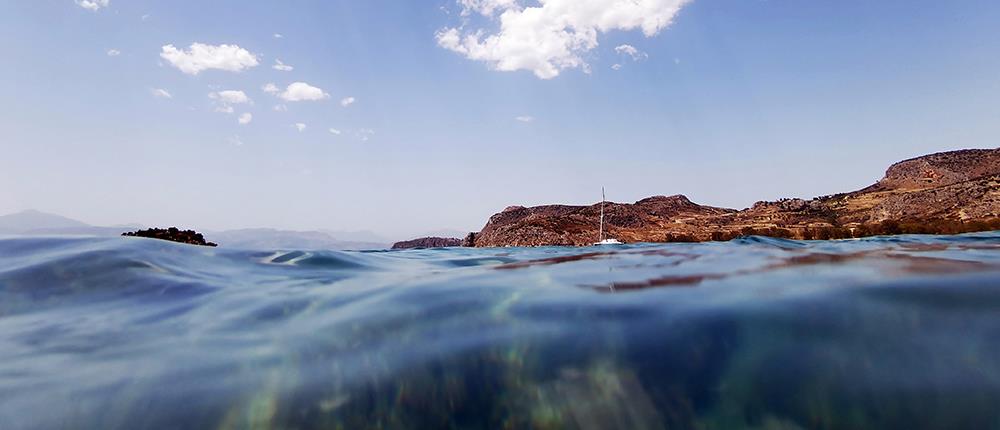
[340,96,356,107]
[272,59,294,72]
[238,113,253,125]
[262,83,280,94]
[106,49,121,57]
[615,44,648,61]
[515,115,535,123]
[150,88,172,99]
[357,128,375,141]
[457,0,518,16]
[209,90,251,105]
[209,90,252,114]
[294,123,307,132]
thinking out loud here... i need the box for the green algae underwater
[2,233,1000,429]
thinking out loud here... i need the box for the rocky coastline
[465,148,1000,247]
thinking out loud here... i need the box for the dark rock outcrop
[461,232,477,247]
[122,227,218,247]
[469,148,1000,247]
[391,237,463,249]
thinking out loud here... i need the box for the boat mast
[599,187,605,242]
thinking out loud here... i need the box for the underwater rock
[122,227,218,247]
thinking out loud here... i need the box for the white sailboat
[594,187,623,246]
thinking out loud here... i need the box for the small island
[391,237,463,249]
[122,227,218,247]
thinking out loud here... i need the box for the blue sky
[1,0,999,239]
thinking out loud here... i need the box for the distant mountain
[319,229,390,244]
[25,226,146,236]
[0,210,91,234]
[0,211,389,250]
[207,229,388,250]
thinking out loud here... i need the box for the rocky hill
[469,148,1000,247]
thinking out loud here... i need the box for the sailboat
[594,187,623,246]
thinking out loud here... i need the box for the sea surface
[2,233,1000,429]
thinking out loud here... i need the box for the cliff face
[470,148,1000,247]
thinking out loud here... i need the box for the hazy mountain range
[0,210,408,250]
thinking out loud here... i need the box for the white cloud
[229,135,244,146]
[615,44,648,60]
[141,14,150,21]
[340,96,356,107]
[272,59,294,72]
[262,83,280,94]
[106,49,121,57]
[215,105,235,114]
[329,128,342,135]
[238,113,253,125]
[273,104,288,112]
[160,43,259,75]
[277,82,330,102]
[150,88,172,99]
[76,0,109,11]
[437,0,690,79]
[611,63,622,70]
[294,123,307,132]
[209,90,251,105]
[274,33,284,39]
[515,115,535,122]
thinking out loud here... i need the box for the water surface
[2,233,1000,429]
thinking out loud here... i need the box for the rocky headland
[467,148,1000,247]
[122,228,218,247]
[392,237,463,249]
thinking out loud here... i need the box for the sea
[2,233,1000,429]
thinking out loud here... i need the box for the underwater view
[2,233,1000,429]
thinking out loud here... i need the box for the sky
[1,0,999,240]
